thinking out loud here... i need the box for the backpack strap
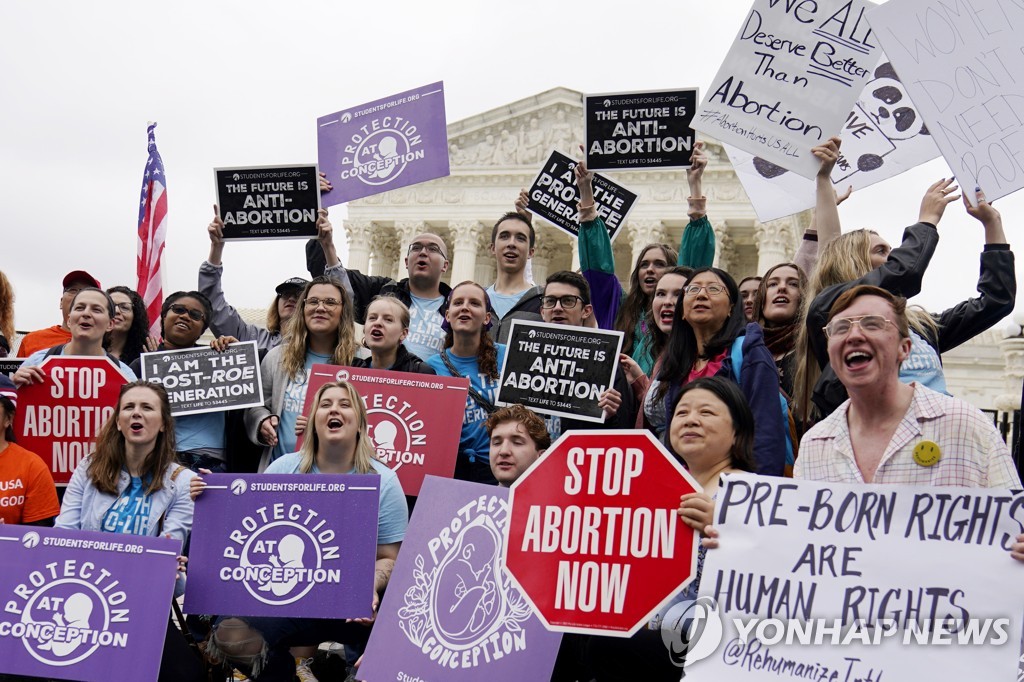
[43,343,124,368]
[440,350,497,415]
[730,336,745,382]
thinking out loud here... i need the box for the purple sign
[0,526,178,682]
[184,474,380,619]
[358,477,561,682]
[317,82,450,207]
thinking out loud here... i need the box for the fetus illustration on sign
[431,519,502,644]
[257,533,305,597]
[36,592,93,657]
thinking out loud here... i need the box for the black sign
[585,89,699,170]
[140,341,263,416]
[527,150,638,242]
[215,164,321,240]
[496,321,624,423]
[0,359,23,380]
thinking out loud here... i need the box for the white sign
[682,475,1024,681]
[726,59,941,222]
[868,0,1024,204]
[694,0,882,179]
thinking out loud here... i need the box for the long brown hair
[281,276,357,380]
[296,381,376,474]
[442,281,499,379]
[617,243,678,356]
[88,381,177,496]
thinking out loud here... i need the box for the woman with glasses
[128,291,239,474]
[793,184,1014,424]
[201,205,308,351]
[14,287,137,386]
[425,282,506,484]
[245,276,357,471]
[648,267,786,476]
[574,143,714,376]
[105,285,158,367]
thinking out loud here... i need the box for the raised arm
[794,137,848,276]
[575,158,624,330]
[933,188,1015,352]
[679,141,715,268]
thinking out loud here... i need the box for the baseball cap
[63,270,101,289]
[0,374,16,409]
[276,277,308,295]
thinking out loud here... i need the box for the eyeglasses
[541,295,584,309]
[683,284,727,297]
[278,291,300,303]
[114,303,133,313]
[823,315,894,338]
[304,297,341,309]
[409,243,445,257]
[63,287,83,296]
[169,303,206,322]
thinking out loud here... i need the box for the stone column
[996,333,1024,411]
[344,220,373,273]
[627,219,667,267]
[756,218,796,275]
[448,220,483,285]
[369,231,399,278]
[475,229,495,285]
[394,220,425,269]
[712,221,735,273]
[531,239,557,285]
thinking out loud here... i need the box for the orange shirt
[0,442,60,524]
[15,325,72,358]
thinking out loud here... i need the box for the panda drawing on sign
[749,61,931,184]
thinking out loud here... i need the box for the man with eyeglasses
[311,211,452,361]
[796,284,1020,488]
[16,270,102,358]
[201,208,309,351]
[539,271,637,437]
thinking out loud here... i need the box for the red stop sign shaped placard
[503,430,701,637]
[14,356,129,485]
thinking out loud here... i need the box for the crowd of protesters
[1,137,1022,682]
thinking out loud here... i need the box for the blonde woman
[794,184,1013,423]
[244,276,357,470]
[195,380,406,681]
[353,295,435,374]
[0,270,13,357]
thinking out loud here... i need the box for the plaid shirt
[796,384,1021,488]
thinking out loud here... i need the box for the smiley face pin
[913,440,941,467]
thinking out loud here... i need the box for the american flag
[137,122,167,338]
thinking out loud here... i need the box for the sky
[3,0,1022,334]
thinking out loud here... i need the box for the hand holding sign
[12,363,44,387]
[918,178,960,226]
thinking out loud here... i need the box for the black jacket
[352,345,436,375]
[807,223,1015,418]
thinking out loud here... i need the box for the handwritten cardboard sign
[868,0,1024,204]
[694,0,882,179]
[687,475,1024,680]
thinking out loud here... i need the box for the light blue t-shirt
[404,293,445,361]
[24,348,137,380]
[899,331,948,395]
[485,286,530,320]
[264,453,408,544]
[101,475,153,534]
[175,411,226,455]
[273,351,331,462]
[426,345,507,464]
